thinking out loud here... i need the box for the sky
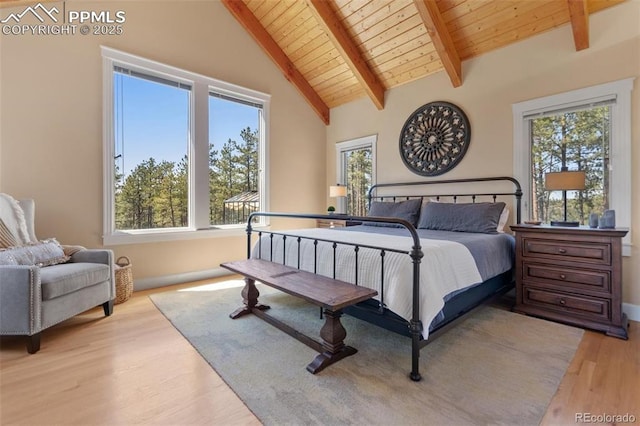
[114,73,259,176]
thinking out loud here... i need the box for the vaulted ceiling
[221,0,626,124]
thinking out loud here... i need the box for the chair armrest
[70,249,113,265]
[0,265,42,335]
[69,249,116,300]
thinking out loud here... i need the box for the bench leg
[230,277,270,319]
[306,309,356,374]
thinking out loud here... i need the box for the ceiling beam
[413,0,462,88]
[221,0,330,125]
[567,0,590,51]
[306,0,385,110]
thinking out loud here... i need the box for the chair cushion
[40,262,111,301]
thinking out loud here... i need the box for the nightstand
[511,224,628,339]
[316,218,361,228]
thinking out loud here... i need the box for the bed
[243,176,522,380]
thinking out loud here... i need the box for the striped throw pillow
[0,219,19,248]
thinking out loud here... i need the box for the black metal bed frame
[245,176,522,381]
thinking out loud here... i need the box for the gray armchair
[0,199,115,353]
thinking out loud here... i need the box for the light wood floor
[1,278,638,425]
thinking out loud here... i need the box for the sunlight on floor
[178,279,245,292]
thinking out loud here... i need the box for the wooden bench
[221,259,378,374]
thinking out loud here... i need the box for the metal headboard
[367,176,523,224]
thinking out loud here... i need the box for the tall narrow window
[336,135,376,216]
[529,103,612,224]
[113,68,191,231]
[209,93,262,225]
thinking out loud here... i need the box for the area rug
[150,280,584,426]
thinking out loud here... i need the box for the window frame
[335,134,377,214]
[101,46,270,245]
[512,78,633,254]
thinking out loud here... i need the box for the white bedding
[251,228,483,339]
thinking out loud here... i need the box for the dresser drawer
[522,263,611,294]
[522,286,610,321]
[522,238,610,266]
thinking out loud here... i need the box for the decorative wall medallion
[399,101,471,176]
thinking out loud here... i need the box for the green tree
[531,106,610,224]
[345,148,372,216]
[115,126,259,229]
[209,127,259,225]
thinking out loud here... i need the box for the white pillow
[497,207,510,233]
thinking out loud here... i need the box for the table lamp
[329,184,347,214]
[545,169,586,227]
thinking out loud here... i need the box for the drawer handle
[559,298,566,305]
[559,274,567,280]
[558,248,567,254]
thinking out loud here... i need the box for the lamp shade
[329,184,347,198]
[545,170,586,191]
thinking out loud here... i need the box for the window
[209,93,262,226]
[513,78,633,253]
[102,47,270,244]
[113,67,191,230]
[336,135,377,216]
[529,103,612,224]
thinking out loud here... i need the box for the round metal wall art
[399,101,471,177]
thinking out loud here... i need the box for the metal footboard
[246,212,425,381]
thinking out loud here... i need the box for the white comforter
[252,228,482,339]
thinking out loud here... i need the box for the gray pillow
[0,238,69,267]
[417,202,506,234]
[365,199,422,227]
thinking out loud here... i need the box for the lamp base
[550,220,580,227]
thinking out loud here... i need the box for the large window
[513,78,633,253]
[102,47,269,244]
[336,135,376,216]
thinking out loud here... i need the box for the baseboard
[623,303,640,323]
[133,267,234,291]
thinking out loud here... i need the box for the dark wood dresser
[511,224,629,339]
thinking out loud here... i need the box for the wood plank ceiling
[222,0,626,124]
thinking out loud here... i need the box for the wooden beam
[567,0,589,51]
[221,0,330,125]
[306,0,386,110]
[413,0,462,88]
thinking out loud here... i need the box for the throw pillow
[0,238,69,267]
[62,245,86,257]
[0,219,19,248]
[0,193,31,246]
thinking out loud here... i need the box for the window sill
[103,224,268,246]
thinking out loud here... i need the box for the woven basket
[114,256,133,305]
